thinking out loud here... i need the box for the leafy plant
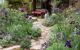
[0,8,41,49]
[48,10,80,50]
[20,39,31,50]
[31,28,41,39]
[0,39,16,48]
[46,42,71,50]
[43,13,64,27]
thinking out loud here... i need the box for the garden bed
[0,8,42,50]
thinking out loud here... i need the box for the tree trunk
[33,0,36,11]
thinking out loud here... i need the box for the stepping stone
[2,45,20,50]
[30,45,42,50]
[0,46,2,50]
[32,17,37,22]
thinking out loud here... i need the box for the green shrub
[0,39,16,48]
[31,28,41,39]
[5,9,32,41]
[46,42,71,50]
[42,14,56,27]
[20,39,31,49]
[48,11,80,50]
[0,8,42,49]
[43,13,64,27]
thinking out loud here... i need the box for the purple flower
[65,40,72,48]
[28,15,32,19]
[76,31,80,35]
[1,8,8,17]
[19,8,25,12]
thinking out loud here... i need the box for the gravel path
[30,19,50,50]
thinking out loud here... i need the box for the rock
[44,12,49,20]
[30,45,42,50]
[32,17,37,22]
[0,46,3,49]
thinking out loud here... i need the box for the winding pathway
[30,19,51,50]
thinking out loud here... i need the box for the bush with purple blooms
[47,10,80,50]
